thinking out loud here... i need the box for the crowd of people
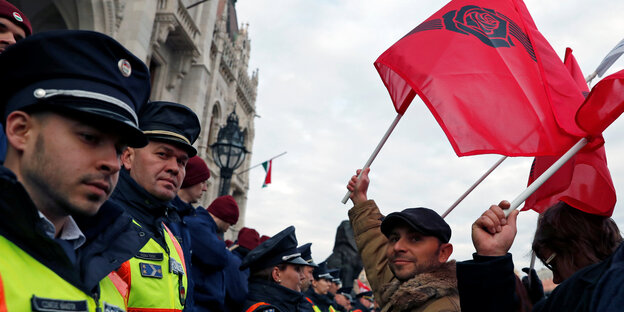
[1,1,624,311]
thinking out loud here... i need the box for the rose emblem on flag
[443,5,514,48]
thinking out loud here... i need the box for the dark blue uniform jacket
[168,196,197,311]
[244,278,304,312]
[185,206,229,311]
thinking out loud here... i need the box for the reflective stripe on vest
[0,235,126,311]
[246,302,271,312]
[122,223,187,312]
[305,297,322,312]
[329,305,337,312]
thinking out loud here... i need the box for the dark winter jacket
[110,169,172,249]
[185,207,229,311]
[168,196,197,311]
[304,288,336,312]
[244,278,304,312]
[0,165,147,296]
[224,248,249,312]
[457,249,621,312]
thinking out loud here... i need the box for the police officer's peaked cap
[296,243,318,267]
[356,290,374,301]
[240,226,308,271]
[380,207,452,243]
[328,268,342,284]
[0,30,150,147]
[139,101,201,157]
[312,263,333,281]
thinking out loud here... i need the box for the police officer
[352,291,375,312]
[298,243,318,293]
[242,226,310,312]
[304,264,339,312]
[110,101,201,311]
[297,243,319,312]
[0,30,150,311]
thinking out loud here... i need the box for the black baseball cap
[380,207,451,243]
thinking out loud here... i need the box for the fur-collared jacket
[348,200,460,312]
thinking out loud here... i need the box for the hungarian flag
[262,160,272,188]
[374,0,586,157]
[522,50,617,216]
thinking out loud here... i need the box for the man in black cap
[346,168,460,312]
[0,30,150,310]
[241,226,310,311]
[110,100,201,311]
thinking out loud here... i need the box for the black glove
[521,267,544,304]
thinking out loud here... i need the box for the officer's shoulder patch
[139,262,163,278]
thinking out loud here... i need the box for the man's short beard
[390,247,443,282]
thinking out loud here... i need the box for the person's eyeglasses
[543,252,557,271]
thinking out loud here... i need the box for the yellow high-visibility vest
[118,223,187,312]
[0,235,126,312]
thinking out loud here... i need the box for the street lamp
[211,109,248,196]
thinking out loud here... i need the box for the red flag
[563,48,590,95]
[374,0,586,156]
[522,145,616,216]
[576,70,624,136]
[357,279,371,292]
[522,50,616,216]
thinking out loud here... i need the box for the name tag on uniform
[31,295,88,312]
[103,302,126,312]
[135,252,164,261]
[140,262,163,278]
[169,258,184,276]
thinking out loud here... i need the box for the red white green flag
[262,160,272,188]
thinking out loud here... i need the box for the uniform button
[34,88,46,98]
[139,231,146,237]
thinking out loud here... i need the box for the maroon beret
[182,155,210,188]
[207,195,239,225]
[237,227,260,250]
[259,235,271,244]
[0,1,31,37]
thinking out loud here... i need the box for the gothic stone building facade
[14,0,258,239]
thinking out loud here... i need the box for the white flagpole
[341,113,403,204]
[586,38,624,85]
[441,156,508,218]
[504,137,588,217]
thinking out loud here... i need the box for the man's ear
[121,147,135,170]
[4,111,35,152]
[438,243,453,263]
[271,266,281,283]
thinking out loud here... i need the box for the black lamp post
[211,110,248,196]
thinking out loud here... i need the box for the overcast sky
[234,0,624,272]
